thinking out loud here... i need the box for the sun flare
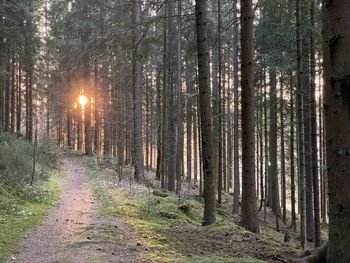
[79,95,88,107]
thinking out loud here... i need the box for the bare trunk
[232,0,240,214]
[290,74,297,230]
[175,0,183,194]
[240,0,259,233]
[296,0,306,248]
[103,61,112,157]
[310,0,320,247]
[323,0,350,261]
[268,68,281,216]
[195,0,216,225]
[133,0,144,181]
[280,76,286,223]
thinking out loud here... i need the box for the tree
[232,0,240,215]
[240,0,259,233]
[103,61,112,157]
[133,0,144,182]
[268,68,281,216]
[195,0,216,226]
[324,0,350,261]
[165,0,177,191]
[310,0,321,247]
[296,0,306,248]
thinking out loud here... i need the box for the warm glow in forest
[78,94,87,107]
[0,0,349,262]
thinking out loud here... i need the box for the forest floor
[6,154,315,263]
[83,156,306,263]
[7,157,145,263]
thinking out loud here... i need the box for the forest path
[7,157,144,263]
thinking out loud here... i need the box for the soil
[7,158,145,263]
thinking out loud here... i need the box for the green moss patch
[0,169,65,262]
[84,159,300,263]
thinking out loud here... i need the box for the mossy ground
[0,169,65,262]
[83,158,301,263]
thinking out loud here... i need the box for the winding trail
[8,158,143,263]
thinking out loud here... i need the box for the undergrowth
[84,157,300,263]
[0,133,64,262]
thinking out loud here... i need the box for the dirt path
[8,158,144,263]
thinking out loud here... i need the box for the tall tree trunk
[319,63,327,224]
[186,59,192,183]
[5,54,10,132]
[258,72,264,212]
[193,103,199,184]
[296,0,306,248]
[290,74,297,230]
[195,0,216,226]
[240,0,259,233]
[217,0,223,205]
[323,0,350,261]
[0,25,3,133]
[145,76,150,170]
[175,0,183,194]
[156,72,162,180]
[132,0,144,181]
[17,62,22,133]
[263,67,268,221]
[10,56,15,133]
[103,61,112,157]
[310,0,321,247]
[280,76,286,223]
[268,68,281,216]
[84,69,92,156]
[210,0,220,203]
[165,0,177,192]
[94,62,100,154]
[77,105,82,151]
[304,64,314,243]
[232,0,240,214]
[161,17,168,189]
[66,72,72,149]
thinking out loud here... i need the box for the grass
[84,158,301,263]
[0,169,65,262]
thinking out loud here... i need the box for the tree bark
[240,0,259,233]
[310,0,321,247]
[165,0,177,192]
[280,76,286,223]
[94,62,100,154]
[268,68,281,216]
[290,74,297,230]
[132,0,144,181]
[195,0,216,226]
[103,61,112,157]
[175,0,183,194]
[296,0,306,248]
[232,0,240,214]
[156,72,162,180]
[323,0,350,261]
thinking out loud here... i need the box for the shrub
[37,138,60,168]
[0,133,33,185]
[0,133,60,186]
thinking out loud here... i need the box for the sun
[79,95,88,107]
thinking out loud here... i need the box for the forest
[0,0,348,262]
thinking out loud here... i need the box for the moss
[0,169,65,262]
[83,159,300,263]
